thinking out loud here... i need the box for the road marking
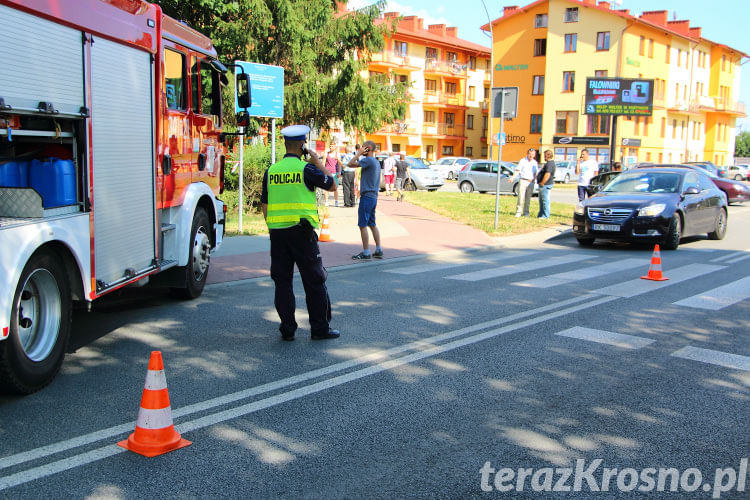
[710,251,746,263]
[673,276,750,310]
[671,346,750,371]
[0,294,619,491]
[593,264,724,297]
[384,250,537,275]
[725,254,750,264]
[445,254,592,281]
[514,258,644,288]
[555,326,655,349]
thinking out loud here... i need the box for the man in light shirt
[576,148,599,202]
[514,148,538,217]
[383,152,396,196]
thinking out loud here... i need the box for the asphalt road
[0,205,748,499]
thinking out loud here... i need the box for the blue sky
[350,0,749,131]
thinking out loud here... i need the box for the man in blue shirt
[346,140,383,260]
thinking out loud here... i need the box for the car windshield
[407,157,429,169]
[603,172,682,193]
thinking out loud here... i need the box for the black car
[573,167,728,249]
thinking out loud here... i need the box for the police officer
[261,125,340,341]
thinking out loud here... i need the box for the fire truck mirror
[237,73,251,109]
[163,154,172,175]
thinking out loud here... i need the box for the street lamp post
[482,0,493,161]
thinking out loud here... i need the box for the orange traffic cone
[117,351,191,457]
[640,244,669,281]
[318,216,334,242]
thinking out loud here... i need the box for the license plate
[592,224,620,232]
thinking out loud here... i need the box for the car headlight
[574,203,585,215]
[637,203,666,217]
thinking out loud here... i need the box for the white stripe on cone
[143,370,167,391]
[135,406,175,430]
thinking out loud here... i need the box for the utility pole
[481,0,494,160]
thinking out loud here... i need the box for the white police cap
[280,124,310,141]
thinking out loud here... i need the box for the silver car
[553,160,576,183]
[379,156,444,191]
[432,156,471,180]
[457,160,538,196]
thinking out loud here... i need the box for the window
[534,38,547,57]
[394,41,407,56]
[595,70,608,77]
[672,119,677,139]
[444,112,455,126]
[442,146,454,155]
[469,56,476,70]
[165,49,186,110]
[445,82,457,95]
[446,51,457,64]
[190,56,199,111]
[562,71,575,92]
[425,47,437,62]
[596,32,610,51]
[426,145,434,158]
[643,117,650,136]
[722,55,726,71]
[484,87,490,99]
[564,34,577,53]
[468,86,476,100]
[660,117,665,137]
[655,79,665,100]
[467,114,474,130]
[665,45,671,63]
[535,14,548,28]
[658,153,663,163]
[532,75,544,95]
[634,117,640,136]
[482,116,488,134]
[639,36,645,56]
[425,79,437,92]
[648,38,654,58]
[587,115,609,134]
[424,110,435,123]
[564,7,578,22]
[392,144,400,152]
[681,120,685,139]
[556,111,578,134]
[677,49,682,67]
[645,152,652,162]
[198,60,221,123]
[466,146,473,157]
[530,114,542,133]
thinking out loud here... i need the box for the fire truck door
[90,37,156,287]
[163,47,193,205]
[191,57,222,191]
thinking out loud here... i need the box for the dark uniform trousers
[270,223,331,336]
[341,170,356,207]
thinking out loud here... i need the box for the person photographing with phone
[261,125,340,341]
[347,140,384,260]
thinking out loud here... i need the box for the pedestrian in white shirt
[514,148,538,217]
[383,152,396,196]
[576,148,599,202]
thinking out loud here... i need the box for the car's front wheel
[447,171,454,180]
[460,182,474,193]
[707,208,727,240]
[662,213,682,250]
[564,173,570,184]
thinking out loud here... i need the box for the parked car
[432,156,471,180]
[457,160,539,196]
[377,155,444,191]
[684,161,728,179]
[573,167,728,249]
[553,160,576,183]
[727,165,749,181]
[672,164,748,204]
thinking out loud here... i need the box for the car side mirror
[683,186,700,195]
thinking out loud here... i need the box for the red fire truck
[0,0,250,393]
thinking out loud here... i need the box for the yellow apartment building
[363,13,492,161]
[483,0,746,166]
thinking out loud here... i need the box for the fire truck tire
[172,207,211,299]
[0,251,71,394]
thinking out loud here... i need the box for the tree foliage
[735,131,750,158]
[155,0,407,133]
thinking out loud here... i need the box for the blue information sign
[234,61,284,118]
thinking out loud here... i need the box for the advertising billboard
[584,77,654,116]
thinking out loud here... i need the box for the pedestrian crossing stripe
[384,250,538,275]
[673,276,750,310]
[514,258,644,288]
[671,346,750,371]
[555,327,655,349]
[445,254,592,281]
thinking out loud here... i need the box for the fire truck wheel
[0,251,71,394]
[173,207,211,299]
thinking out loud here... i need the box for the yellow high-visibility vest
[266,156,319,229]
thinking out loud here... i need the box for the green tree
[735,131,750,157]
[155,0,407,133]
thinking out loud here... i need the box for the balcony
[424,59,468,77]
[713,98,746,116]
[369,51,421,71]
[377,122,419,135]
[422,122,466,137]
[423,91,466,107]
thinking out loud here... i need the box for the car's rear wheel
[707,208,727,240]
[460,181,474,193]
[405,180,417,192]
[576,237,594,246]
[447,171,454,180]
[662,214,681,250]
[735,174,743,181]
[564,174,570,184]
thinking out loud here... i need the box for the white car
[552,160,576,183]
[432,156,471,180]
[727,165,749,181]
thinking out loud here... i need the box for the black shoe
[311,328,340,340]
[372,249,383,259]
[281,333,295,341]
[352,252,371,260]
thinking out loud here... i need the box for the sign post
[491,87,518,229]
[233,62,284,232]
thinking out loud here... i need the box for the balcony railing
[424,59,468,76]
[377,122,418,135]
[422,122,465,136]
[714,99,746,114]
[370,51,418,69]
[422,91,466,107]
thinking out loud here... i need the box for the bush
[225,139,285,212]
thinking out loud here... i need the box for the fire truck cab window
[200,60,222,126]
[164,49,186,110]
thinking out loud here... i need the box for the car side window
[683,172,700,192]
[457,159,469,165]
[697,173,714,192]
[471,163,488,173]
